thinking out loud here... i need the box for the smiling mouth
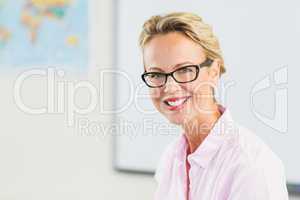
[163,96,191,110]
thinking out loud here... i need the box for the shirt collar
[175,104,237,168]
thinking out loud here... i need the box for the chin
[165,114,185,125]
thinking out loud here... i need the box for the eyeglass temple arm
[199,58,214,68]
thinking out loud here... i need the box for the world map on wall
[0,0,88,71]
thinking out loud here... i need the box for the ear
[208,58,220,83]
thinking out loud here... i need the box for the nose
[163,75,181,93]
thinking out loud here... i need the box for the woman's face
[143,32,220,125]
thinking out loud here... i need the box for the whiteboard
[113,0,300,192]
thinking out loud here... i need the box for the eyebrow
[148,61,194,72]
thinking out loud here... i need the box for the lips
[163,96,191,111]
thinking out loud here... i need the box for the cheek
[190,74,212,94]
[149,88,161,99]
[149,88,162,107]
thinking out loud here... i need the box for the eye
[148,73,164,79]
[177,66,194,73]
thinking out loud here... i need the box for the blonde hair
[139,12,226,75]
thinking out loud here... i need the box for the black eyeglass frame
[141,58,213,88]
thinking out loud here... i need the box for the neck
[182,102,221,154]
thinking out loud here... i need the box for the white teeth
[167,98,186,106]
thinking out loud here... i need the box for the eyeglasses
[141,58,213,88]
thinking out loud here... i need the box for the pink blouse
[154,106,289,200]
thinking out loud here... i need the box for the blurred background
[0,0,299,199]
[0,0,156,199]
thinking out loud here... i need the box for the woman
[139,12,289,200]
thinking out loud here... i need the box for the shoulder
[154,135,181,183]
[225,123,288,199]
[232,123,284,169]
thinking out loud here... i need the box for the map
[0,0,88,71]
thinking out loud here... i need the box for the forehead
[143,32,206,71]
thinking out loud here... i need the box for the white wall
[0,0,298,199]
